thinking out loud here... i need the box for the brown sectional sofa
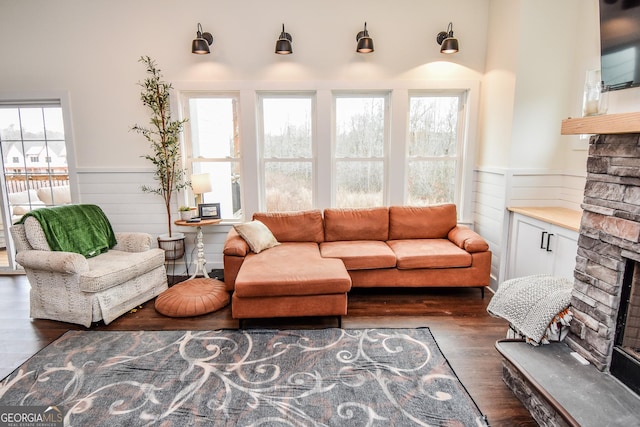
[223,204,491,321]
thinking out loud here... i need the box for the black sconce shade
[436,22,459,54]
[192,23,213,54]
[275,24,293,54]
[356,22,374,53]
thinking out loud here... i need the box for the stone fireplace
[567,132,640,394]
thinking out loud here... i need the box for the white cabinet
[507,211,579,281]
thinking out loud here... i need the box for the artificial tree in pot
[131,56,190,257]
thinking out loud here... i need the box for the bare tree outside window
[261,96,314,212]
[407,95,460,206]
[335,96,387,208]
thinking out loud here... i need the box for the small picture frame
[198,203,221,219]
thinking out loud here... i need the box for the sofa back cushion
[253,210,324,242]
[389,204,457,239]
[37,185,72,205]
[324,207,389,241]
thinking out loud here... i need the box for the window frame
[256,91,317,212]
[179,91,243,220]
[0,91,77,271]
[175,80,479,223]
[406,90,468,209]
[332,91,391,208]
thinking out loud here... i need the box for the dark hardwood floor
[0,275,536,426]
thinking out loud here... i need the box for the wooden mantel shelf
[561,112,640,135]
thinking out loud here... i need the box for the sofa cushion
[80,248,166,292]
[223,228,250,257]
[387,239,472,269]
[323,207,389,241]
[253,210,324,242]
[233,220,280,254]
[448,225,490,253]
[8,189,44,216]
[234,242,351,297]
[320,241,396,270]
[389,204,457,240]
[37,185,71,205]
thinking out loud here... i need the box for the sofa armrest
[223,228,249,257]
[448,225,489,253]
[113,232,153,252]
[16,250,90,275]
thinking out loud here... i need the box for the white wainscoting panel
[473,167,585,291]
[473,168,507,290]
[76,169,232,274]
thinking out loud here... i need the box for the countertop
[507,206,582,232]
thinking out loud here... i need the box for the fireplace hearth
[567,132,640,395]
[497,117,640,426]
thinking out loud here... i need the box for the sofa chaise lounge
[223,204,491,321]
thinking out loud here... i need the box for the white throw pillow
[233,220,280,254]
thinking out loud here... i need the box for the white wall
[476,0,600,289]
[476,0,520,169]
[0,0,489,169]
[1,0,624,278]
[0,0,491,270]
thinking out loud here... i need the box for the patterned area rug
[0,328,488,426]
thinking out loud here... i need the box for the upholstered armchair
[10,212,168,327]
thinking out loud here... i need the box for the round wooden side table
[174,218,222,279]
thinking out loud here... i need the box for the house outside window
[0,104,70,209]
[181,93,242,220]
[258,93,314,212]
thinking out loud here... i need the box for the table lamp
[191,173,212,206]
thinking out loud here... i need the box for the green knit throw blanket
[19,204,117,258]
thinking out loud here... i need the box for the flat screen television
[599,0,640,90]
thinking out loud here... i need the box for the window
[182,94,242,220]
[180,87,472,220]
[259,94,314,212]
[0,104,70,213]
[407,94,463,206]
[334,94,388,208]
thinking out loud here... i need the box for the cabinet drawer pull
[546,233,554,252]
[540,231,547,249]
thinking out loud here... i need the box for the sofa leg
[337,316,342,329]
[238,319,245,329]
[480,287,485,299]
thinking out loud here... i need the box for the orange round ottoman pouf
[155,278,230,317]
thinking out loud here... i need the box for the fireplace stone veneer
[567,132,640,374]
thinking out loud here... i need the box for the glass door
[0,103,70,272]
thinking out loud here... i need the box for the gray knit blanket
[487,274,573,344]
